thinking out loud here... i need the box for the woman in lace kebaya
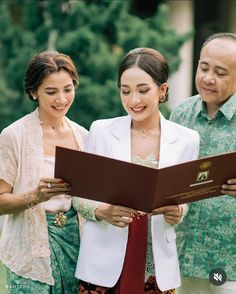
[73,48,200,294]
[0,51,87,293]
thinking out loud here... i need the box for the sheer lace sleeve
[0,130,17,186]
[72,197,101,221]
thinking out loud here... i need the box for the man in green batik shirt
[170,32,236,294]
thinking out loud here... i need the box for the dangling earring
[159,95,165,103]
[32,96,37,101]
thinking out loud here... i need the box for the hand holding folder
[55,146,236,213]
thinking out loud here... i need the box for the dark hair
[118,48,169,102]
[24,50,79,101]
[202,32,236,48]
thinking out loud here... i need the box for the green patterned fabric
[5,208,80,293]
[170,93,236,281]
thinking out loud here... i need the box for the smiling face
[120,67,167,123]
[195,38,236,113]
[34,69,75,120]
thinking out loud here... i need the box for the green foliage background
[0,0,191,131]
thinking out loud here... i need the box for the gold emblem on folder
[199,161,212,170]
[196,170,209,182]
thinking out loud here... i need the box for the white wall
[166,0,194,110]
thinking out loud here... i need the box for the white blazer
[76,114,199,291]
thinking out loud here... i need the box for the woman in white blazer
[73,48,200,294]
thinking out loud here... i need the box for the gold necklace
[139,129,151,139]
[132,118,160,139]
[39,113,81,152]
[135,126,158,139]
[40,119,65,131]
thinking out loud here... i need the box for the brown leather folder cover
[55,146,236,213]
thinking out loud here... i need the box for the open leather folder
[55,146,236,213]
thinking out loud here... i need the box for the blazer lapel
[159,114,178,168]
[110,116,132,163]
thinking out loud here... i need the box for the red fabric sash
[114,215,148,294]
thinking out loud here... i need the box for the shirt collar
[196,92,236,121]
[219,92,236,120]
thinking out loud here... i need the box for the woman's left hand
[151,205,183,224]
[221,178,236,198]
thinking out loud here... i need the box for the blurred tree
[0,0,19,128]
[0,0,191,131]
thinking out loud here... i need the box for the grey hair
[202,32,236,48]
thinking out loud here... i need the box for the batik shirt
[169,93,236,280]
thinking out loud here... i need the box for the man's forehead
[203,38,236,52]
[200,39,236,64]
